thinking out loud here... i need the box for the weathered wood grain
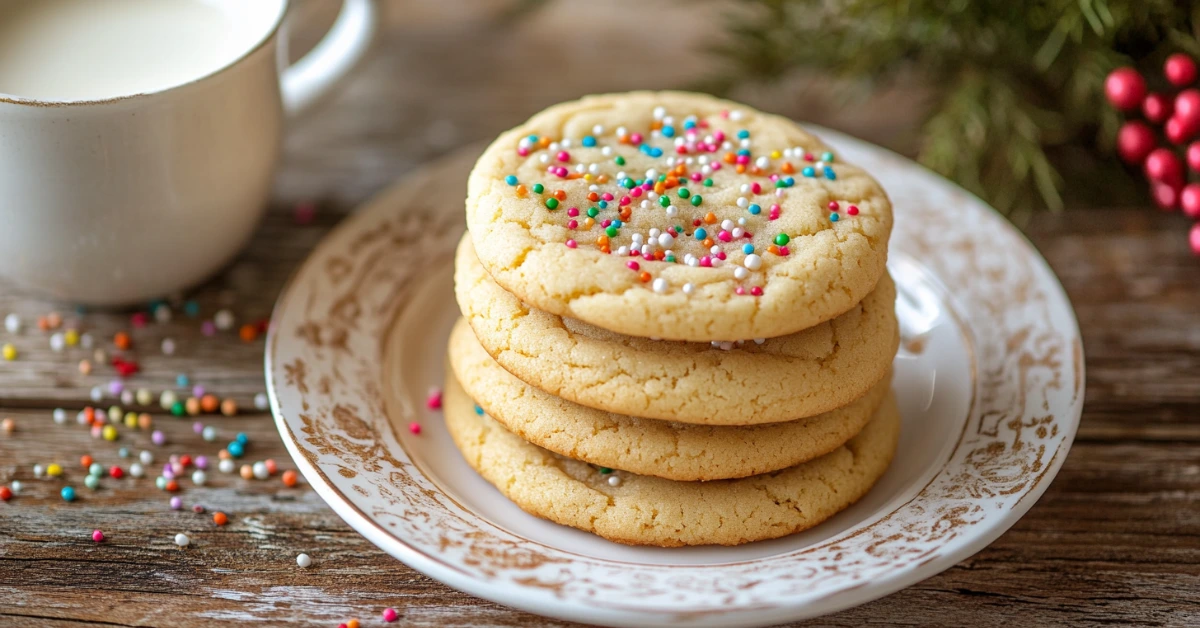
[2,0,1199,626]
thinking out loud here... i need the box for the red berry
[1105,67,1147,111]
[1117,121,1156,164]
[1143,92,1173,124]
[1175,89,1200,122]
[1145,148,1184,184]
[1152,181,1181,210]
[1191,224,1200,256]
[1166,116,1198,144]
[1166,53,1198,87]
[1183,184,1200,218]
[1189,143,1200,172]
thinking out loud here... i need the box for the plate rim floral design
[266,128,1084,627]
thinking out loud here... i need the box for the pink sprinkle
[629,133,643,144]
[192,385,205,398]
[630,187,642,198]
[556,151,570,162]
[565,240,577,248]
[714,130,726,142]
[735,155,749,165]
[642,252,654,261]
[675,145,688,155]
[517,147,529,156]
[719,111,729,119]
[751,182,762,194]
[848,205,859,215]
[828,201,840,211]
[408,422,421,435]
[567,219,578,229]
[804,152,814,162]
[382,608,399,623]
[627,261,640,271]
[293,201,317,225]
[195,456,209,470]
[779,246,790,256]
[735,286,746,295]
[566,207,579,217]
[201,321,216,336]
[602,193,614,202]
[711,162,722,171]
[426,389,442,410]
[642,182,654,191]
[131,312,149,328]
[620,196,631,206]
[769,173,780,181]
[92,530,105,543]
[691,172,703,182]
[717,231,732,242]
[716,251,727,261]
[699,256,712,268]
[601,219,612,228]
[750,286,764,296]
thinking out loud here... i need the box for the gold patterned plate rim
[266,127,1084,627]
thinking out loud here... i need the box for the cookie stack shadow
[443,92,900,547]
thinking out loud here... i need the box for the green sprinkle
[658,174,667,182]
[774,233,791,246]
[532,183,544,194]
[545,197,559,209]
[587,207,599,218]
[690,195,703,206]
[171,401,185,416]
[659,196,670,208]
[703,178,713,187]
[677,188,690,199]
[821,151,834,163]
[614,156,626,166]
[605,226,618,238]
[665,254,676,263]
[599,467,613,474]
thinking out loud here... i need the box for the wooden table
[3,2,1198,626]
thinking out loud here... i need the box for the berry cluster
[1106,54,1200,254]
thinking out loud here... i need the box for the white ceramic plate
[267,128,1084,627]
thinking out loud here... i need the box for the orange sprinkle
[185,397,201,416]
[165,480,179,492]
[596,174,609,184]
[653,182,666,194]
[749,166,763,176]
[653,250,666,260]
[587,192,600,202]
[567,173,583,180]
[238,324,258,343]
[213,511,228,526]
[650,121,663,130]
[703,212,718,224]
[619,208,632,221]
[596,235,609,246]
[554,189,567,201]
[240,464,253,479]
[599,244,611,254]
[200,394,219,414]
[617,133,629,144]
[768,244,781,255]
[37,316,50,331]
[218,449,231,460]
[538,137,551,148]
[46,312,62,329]
[583,217,595,229]
[80,454,93,469]
[83,407,96,424]
[736,164,747,174]
[723,152,737,164]
[664,179,678,189]
[347,620,361,628]
[515,184,528,198]
[638,271,651,283]
[137,413,152,430]
[781,162,795,174]
[282,470,299,487]
[113,331,131,350]
[703,238,715,248]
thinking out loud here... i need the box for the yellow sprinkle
[770,150,782,159]
[46,463,63,477]
[124,412,138,428]
[102,425,118,441]
[583,174,592,181]
[64,329,80,346]
[2,344,16,361]
[107,406,122,423]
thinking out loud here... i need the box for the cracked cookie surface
[465,91,893,341]
[449,318,890,481]
[456,235,898,424]
[443,368,900,547]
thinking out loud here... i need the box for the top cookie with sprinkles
[465,91,892,341]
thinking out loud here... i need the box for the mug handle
[281,0,379,118]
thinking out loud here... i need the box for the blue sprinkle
[737,129,750,139]
[582,135,596,147]
[227,441,245,458]
[176,374,189,387]
[683,119,696,130]
[598,200,608,209]
[748,203,761,215]
[802,167,816,178]
[235,432,249,445]
[824,167,836,180]
[736,148,751,156]
[830,213,840,222]
[474,404,484,416]
[61,486,76,502]
[661,125,675,138]
[650,147,663,157]
[527,134,539,143]
[505,175,518,186]
[784,177,795,187]
[694,228,708,241]
[184,301,200,317]
[612,220,623,228]
[742,244,755,254]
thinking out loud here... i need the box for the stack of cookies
[446,92,899,547]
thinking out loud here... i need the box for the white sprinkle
[538,154,549,164]
[711,258,724,268]
[701,165,712,176]
[254,393,269,411]
[3,313,20,333]
[10,480,21,494]
[140,450,155,465]
[721,141,733,150]
[651,278,668,294]
[719,341,734,351]
[710,245,721,255]
[730,110,744,121]
[616,246,629,256]
[79,333,94,349]
[52,408,66,424]
[89,387,103,403]
[214,309,235,331]
[154,305,172,323]
[587,163,599,174]
[665,206,678,217]
[754,338,766,344]
[76,411,89,425]
[33,464,44,478]
[682,283,695,295]
[734,267,749,280]
[574,163,585,173]
[607,475,622,487]
[174,533,190,547]
[737,217,747,226]
[218,459,235,474]
[548,141,559,152]
[136,389,152,406]
[592,124,605,135]
[755,156,770,169]
[253,461,269,480]
[120,390,134,405]
[721,219,735,231]
[740,183,751,193]
[744,254,763,270]
[160,390,178,410]
[657,233,674,248]
[49,333,65,352]
[698,155,709,165]
[737,197,748,208]
[600,146,612,156]
[129,463,144,478]
[652,106,666,120]
[192,470,207,486]
[296,553,313,568]
[732,228,744,238]
[616,170,627,180]
[615,126,627,137]
[202,426,217,442]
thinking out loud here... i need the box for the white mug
[0,0,378,305]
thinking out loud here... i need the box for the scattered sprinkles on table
[503,103,863,297]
